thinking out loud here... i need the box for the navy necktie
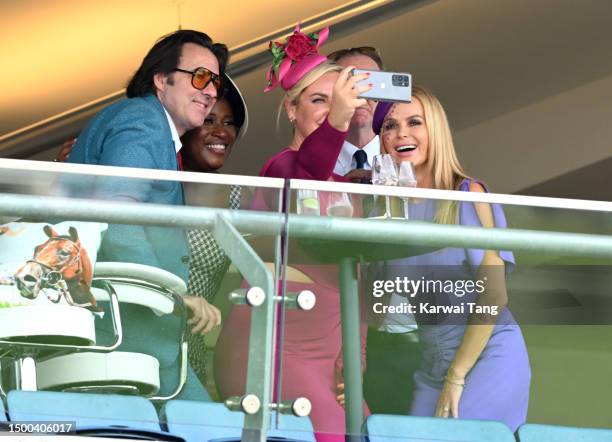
[353,150,373,215]
[353,150,368,169]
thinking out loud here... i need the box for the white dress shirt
[333,136,380,176]
[162,107,183,153]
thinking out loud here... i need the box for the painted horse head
[14,225,98,310]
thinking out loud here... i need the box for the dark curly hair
[126,30,229,98]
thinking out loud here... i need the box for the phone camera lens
[392,74,410,87]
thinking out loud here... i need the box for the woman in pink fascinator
[214,25,371,442]
[260,24,371,180]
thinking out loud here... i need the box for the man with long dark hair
[69,30,228,401]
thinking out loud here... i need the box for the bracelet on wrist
[444,376,465,387]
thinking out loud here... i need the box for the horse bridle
[26,236,82,287]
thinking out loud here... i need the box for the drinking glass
[398,161,417,219]
[372,154,399,186]
[372,154,399,218]
[398,161,417,188]
[325,192,354,217]
[296,189,320,215]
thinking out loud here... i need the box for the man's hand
[182,296,222,335]
[56,138,76,162]
[344,168,372,184]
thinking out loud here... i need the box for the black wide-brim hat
[222,73,248,138]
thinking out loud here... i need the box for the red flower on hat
[265,24,330,92]
[284,32,317,61]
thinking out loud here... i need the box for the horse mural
[14,225,102,313]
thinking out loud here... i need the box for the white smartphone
[353,69,412,103]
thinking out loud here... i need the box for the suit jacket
[69,94,189,281]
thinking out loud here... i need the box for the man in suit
[328,47,384,183]
[69,30,228,400]
[329,47,421,415]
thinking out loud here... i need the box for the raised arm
[262,66,371,181]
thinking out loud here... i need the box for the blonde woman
[373,86,530,431]
[214,26,370,442]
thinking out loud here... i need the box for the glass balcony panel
[2,159,611,440]
[274,178,612,441]
[0,159,285,439]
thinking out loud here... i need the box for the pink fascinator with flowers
[264,24,329,92]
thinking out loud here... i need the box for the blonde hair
[381,86,470,224]
[276,61,343,129]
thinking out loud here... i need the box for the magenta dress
[258,119,348,182]
[214,119,369,442]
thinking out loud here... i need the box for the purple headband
[372,101,395,135]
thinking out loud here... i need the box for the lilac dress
[385,178,530,431]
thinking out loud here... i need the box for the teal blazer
[69,94,189,282]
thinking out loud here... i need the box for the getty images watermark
[371,276,500,316]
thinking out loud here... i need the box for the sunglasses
[174,67,222,91]
[328,46,383,68]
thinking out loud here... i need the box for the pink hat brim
[280,54,328,91]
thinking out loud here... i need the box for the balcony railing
[1,158,611,441]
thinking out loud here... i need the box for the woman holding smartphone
[214,26,371,442]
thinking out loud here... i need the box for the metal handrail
[1,193,611,259]
[0,280,122,396]
[2,157,611,212]
[0,158,285,188]
[0,280,122,356]
[90,275,189,402]
[290,178,612,212]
